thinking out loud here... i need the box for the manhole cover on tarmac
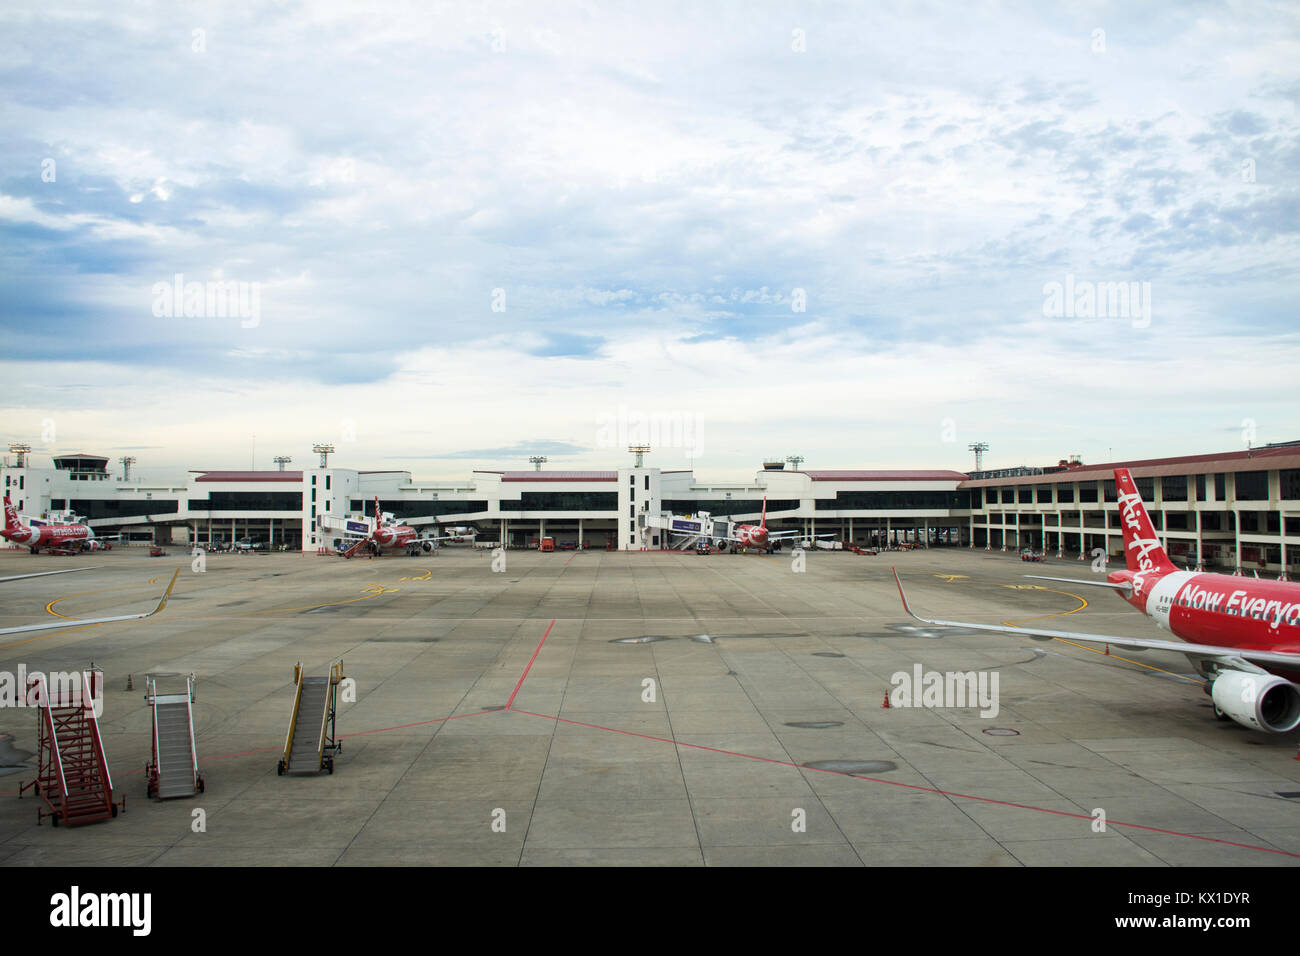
[802,760,897,775]
[784,721,844,729]
[982,728,1021,736]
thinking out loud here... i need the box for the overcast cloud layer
[2,1,1298,481]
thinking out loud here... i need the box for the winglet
[155,568,180,615]
[892,567,920,621]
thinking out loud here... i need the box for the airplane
[2,496,120,555]
[892,466,1300,734]
[329,497,475,558]
[714,497,834,553]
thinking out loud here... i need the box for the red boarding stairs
[19,671,120,826]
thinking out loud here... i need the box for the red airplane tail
[1113,468,1177,576]
[760,496,767,529]
[3,495,20,535]
[374,496,382,528]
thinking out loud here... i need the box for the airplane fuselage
[1109,567,1300,678]
[373,524,417,549]
[732,524,769,549]
[3,520,93,552]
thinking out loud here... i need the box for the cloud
[0,0,1297,476]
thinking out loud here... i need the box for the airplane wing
[0,567,106,583]
[891,568,1300,670]
[1024,574,1133,594]
[766,531,835,540]
[0,568,179,637]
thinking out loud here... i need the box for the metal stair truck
[278,658,345,775]
[144,673,204,799]
[18,670,119,826]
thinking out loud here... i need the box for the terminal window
[1236,470,1268,501]
[1162,475,1188,501]
[1283,470,1300,500]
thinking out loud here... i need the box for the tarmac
[1,543,1298,866]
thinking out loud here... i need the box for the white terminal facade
[3,444,1300,572]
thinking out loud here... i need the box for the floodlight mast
[312,444,335,468]
[528,456,547,471]
[628,445,650,468]
[274,456,293,472]
[968,442,989,472]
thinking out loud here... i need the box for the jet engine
[1210,671,1300,732]
[421,540,435,553]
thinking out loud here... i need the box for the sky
[2,0,1298,483]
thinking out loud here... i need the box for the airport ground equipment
[18,671,119,826]
[278,658,345,775]
[144,673,204,799]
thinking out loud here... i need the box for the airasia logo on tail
[1117,490,1164,570]
[3,497,33,543]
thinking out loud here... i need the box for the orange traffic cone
[882,691,891,709]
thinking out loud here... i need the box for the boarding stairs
[278,658,345,775]
[19,671,119,826]
[144,674,204,799]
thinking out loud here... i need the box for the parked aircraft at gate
[323,497,476,558]
[716,497,833,553]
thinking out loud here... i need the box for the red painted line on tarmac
[507,708,1300,860]
[563,553,576,567]
[507,620,555,710]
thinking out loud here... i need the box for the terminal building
[3,442,1299,574]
